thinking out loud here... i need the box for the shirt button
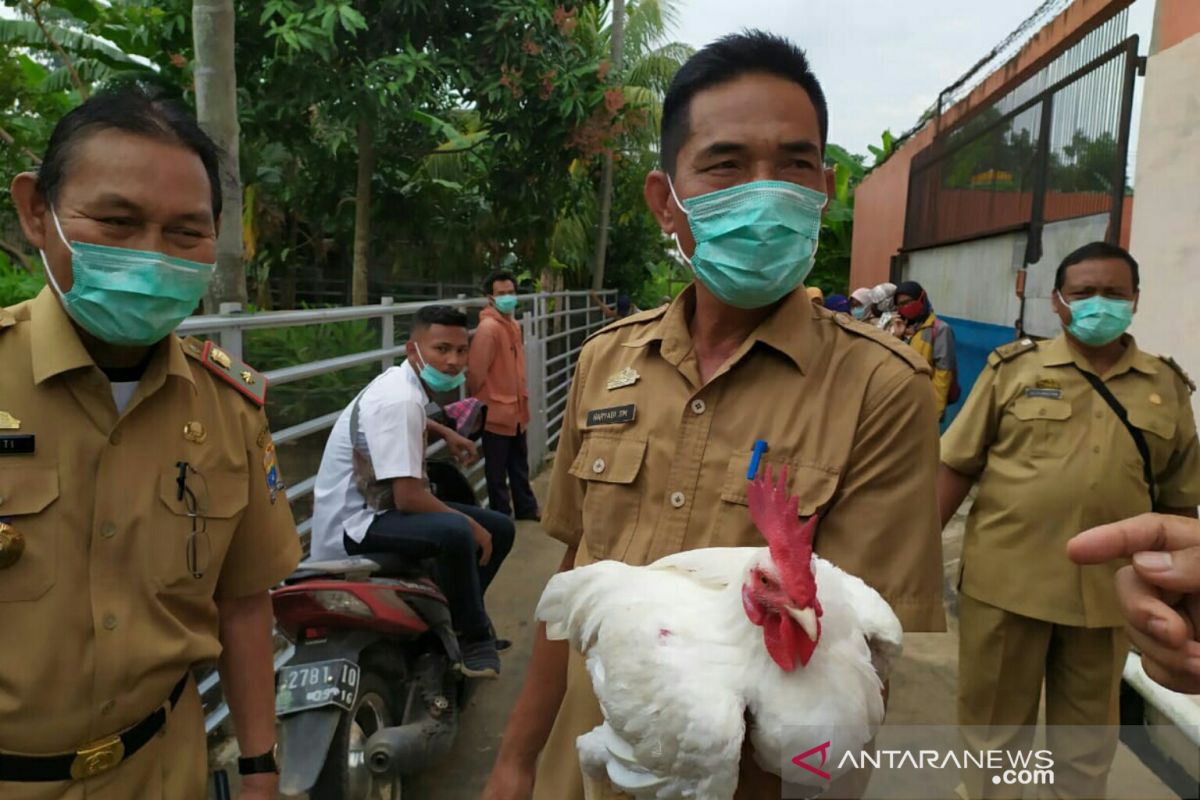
[100,522,116,539]
[1038,409,1046,417]
[1093,445,1102,454]
[670,491,686,508]
[100,700,115,715]
[691,399,707,415]
[109,431,122,446]
[592,458,606,474]
[0,495,6,507]
[1095,411,1104,419]
[102,614,118,631]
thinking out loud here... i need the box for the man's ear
[644,170,679,236]
[10,172,49,250]
[824,167,835,197]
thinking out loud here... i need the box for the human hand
[237,772,278,800]
[471,520,494,566]
[447,431,480,465]
[1068,513,1200,693]
[481,753,536,800]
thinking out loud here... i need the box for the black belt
[0,674,189,782]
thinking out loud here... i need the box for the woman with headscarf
[824,293,851,314]
[849,287,875,322]
[894,280,959,420]
[869,282,907,338]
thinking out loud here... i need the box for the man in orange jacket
[469,270,541,521]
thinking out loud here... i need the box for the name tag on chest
[0,435,34,455]
[586,405,636,427]
[1024,388,1063,400]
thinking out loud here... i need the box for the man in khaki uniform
[0,86,300,799]
[939,241,1200,799]
[484,31,946,800]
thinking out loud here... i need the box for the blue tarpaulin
[938,315,1017,433]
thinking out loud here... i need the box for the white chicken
[535,467,903,800]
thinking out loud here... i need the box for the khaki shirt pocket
[569,434,647,562]
[1009,397,1073,458]
[155,467,248,594]
[714,455,839,548]
[1127,406,1178,478]
[0,464,59,602]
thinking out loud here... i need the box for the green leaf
[338,5,367,33]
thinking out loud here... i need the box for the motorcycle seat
[284,553,436,584]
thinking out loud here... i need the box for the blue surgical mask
[494,294,519,315]
[42,208,214,346]
[851,306,869,321]
[669,178,826,309]
[413,342,467,392]
[1057,291,1134,346]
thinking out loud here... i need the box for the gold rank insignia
[0,411,19,430]
[190,340,268,407]
[1036,378,1061,390]
[183,421,207,444]
[606,367,640,391]
[1150,393,1163,406]
[0,521,25,570]
[210,347,233,369]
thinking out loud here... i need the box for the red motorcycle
[272,403,484,799]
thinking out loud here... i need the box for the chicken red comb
[746,465,818,602]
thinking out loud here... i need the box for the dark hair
[1054,241,1139,292]
[35,83,223,218]
[660,30,828,176]
[482,270,516,295]
[412,305,468,334]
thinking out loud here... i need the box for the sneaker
[458,637,500,679]
[495,637,513,653]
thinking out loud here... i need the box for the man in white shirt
[312,305,516,677]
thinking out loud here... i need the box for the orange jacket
[468,306,530,435]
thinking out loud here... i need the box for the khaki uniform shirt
[942,334,1200,628]
[534,286,946,800]
[0,289,301,796]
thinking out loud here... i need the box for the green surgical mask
[413,342,466,392]
[1058,291,1134,346]
[43,207,213,346]
[494,294,519,315]
[669,178,826,309]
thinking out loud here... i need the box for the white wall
[905,232,1026,327]
[904,214,1111,338]
[1128,33,1200,420]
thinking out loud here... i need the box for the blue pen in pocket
[747,439,768,480]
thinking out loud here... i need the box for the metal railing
[185,289,615,733]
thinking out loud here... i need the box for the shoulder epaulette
[1158,354,1196,394]
[0,308,14,331]
[987,337,1038,368]
[584,304,669,344]
[832,314,929,374]
[182,336,268,406]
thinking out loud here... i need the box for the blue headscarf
[824,294,851,314]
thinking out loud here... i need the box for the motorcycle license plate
[275,659,360,716]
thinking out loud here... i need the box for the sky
[669,0,1157,160]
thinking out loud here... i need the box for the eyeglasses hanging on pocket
[175,461,211,579]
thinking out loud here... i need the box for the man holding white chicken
[484,31,946,800]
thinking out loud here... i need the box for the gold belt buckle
[69,734,125,780]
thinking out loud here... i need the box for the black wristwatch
[237,745,279,775]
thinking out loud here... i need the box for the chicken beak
[789,606,819,642]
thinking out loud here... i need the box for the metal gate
[904,19,1144,270]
